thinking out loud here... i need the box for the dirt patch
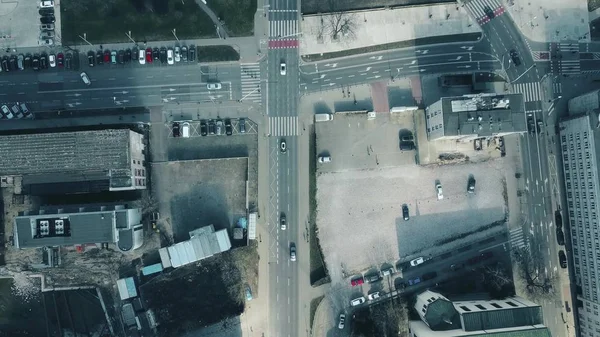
[301,0,454,15]
[309,126,329,286]
[309,295,325,331]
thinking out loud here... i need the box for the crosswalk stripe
[269,116,299,137]
[509,227,527,249]
[512,82,541,103]
[240,63,262,104]
[269,19,298,38]
[463,0,504,24]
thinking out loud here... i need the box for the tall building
[559,89,600,337]
[425,93,526,141]
[409,290,550,337]
[0,129,146,195]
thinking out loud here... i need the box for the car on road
[200,120,207,136]
[87,51,95,67]
[172,122,180,137]
[225,118,232,135]
[422,272,438,281]
[167,48,174,65]
[174,46,181,62]
[290,244,296,261]
[280,213,286,230]
[450,263,464,271]
[48,54,56,68]
[402,204,409,221]
[1,105,13,119]
[510,49,521,66]
[556,228,565,246]
[555,210,563,228]
[215,119,223,135]
[138,49,145,64]
[207,82,222,90]
[407,277,421,286]
[160,47,167,64]
[558,250,567,268]
[483,6,495,19]
[145,48,152,63]
[280,61,286,75]
[181,45,188,62]
[367,292,380,300]
[468,176,476,193]
[280,139,287,153]
[189,45,196,62]
[351,277,364,286]
[338,314,345,329]
[153,47,159,61]
[318,156,331,163]
[80,72,91,85]
[40,0,54,7]
[436,183,443,200]
[239,118,246,133]
[350,297,365,306]
[410,257,424,266]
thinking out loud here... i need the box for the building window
[460,306,471,311]
[505,301,518,307]
[475,304,487,310]
[490,303,502,308]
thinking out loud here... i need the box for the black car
[402,204,409,221]
[39,8,54,16]
[40,53,48,69]
[32,54,40,71]
[189,45,196,62]
[96,50,103,65]
[239,118,246,133]
[9,56,17,71]
[555,211,563,228]
[483,6,495,19]
[87,51,95,67]
[40,16,55,24]
[160,47,167,64]
[422,272,438,281]
[468,176,476,193]
[200,120,208,136]
[208,120,216,135]
[225,118,232,135]
[125,49,132,63]
[65,53,72,69]
[181,46,188,62]
[556,228,565,246]
[172,122,181,137]
[153,48,159,61]
[118,50,125,64]
[510,49,521,66]
[24,54,32,69]
[558,250,567,268]
[1,57,8,72]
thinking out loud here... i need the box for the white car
[290,245,296,261]
[318,156,331,163]
[80,72,91,85]
[436,183,443,200]
[40,38,53,46]
[1,105,13,119]
[138,49,145,64]
[367,292,380,300]
[48,54,56,67]
[280,139,287,153]
[280,213,286,230]
[410,257,424,267]
[40,0,54,8]
[167,48,174,65]
[338,314,345,329]
[174,46,181,62]
[350,297,365,306]
[280,61,286,75]
[207,83,222,90]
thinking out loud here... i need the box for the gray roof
[462,306,543,331]
[424,298,461,331]
[441,94,526,137]
[0,129,133,177]
[466,327,551,337]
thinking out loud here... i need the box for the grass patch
[197,45,240,62]
[208,0,257,36]
[309,125,330,286]
[309,295,325,331]
[60,0,217,45]
[590,0,600,12]
[301,33,483,63]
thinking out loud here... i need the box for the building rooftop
[159,225,232,268]
[0,129,133,177]
[461,306,543,331]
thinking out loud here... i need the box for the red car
[351,277,364,286]
[145,48,153,63]
[57,52,64,67]
[103,50,110,63]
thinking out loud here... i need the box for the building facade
[0,129,146,194]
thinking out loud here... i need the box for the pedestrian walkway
[553,82,562,95]
[509,227,528,250]
[268,13,299,49]
[512,82,542,102]
[462,0,506,25]
[269,19,298,39]
[240,63,262,104]
[558,60,581,75]
[268,116,299,136]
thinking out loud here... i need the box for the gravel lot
[316,159,507,281]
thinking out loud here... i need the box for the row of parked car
[38,1,56,46]
[87,45,196,67]
[0,102,32,119]
[172,118,247,138]
[0,52,78,72]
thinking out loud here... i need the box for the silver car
[1,105,13,119]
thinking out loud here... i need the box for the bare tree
[481,263,513,291]
[512,247,557,301]
[137,192,158,216]
[317,0,358,43]
[369,298,409,337]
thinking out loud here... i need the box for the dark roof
[467,327,551,337]
[0,129,133,177]
[462,306,543,331]
[424,298,461,331]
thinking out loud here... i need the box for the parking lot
[314,113,508,281]
[0,0,60,48]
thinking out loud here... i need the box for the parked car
[350,297,365,306]
[245,285,253,301]
[40,0,54,8]
[350,277,364,286]
[555,211,563,228]
[48,54,56,67]
[138,49,145,64]
[200,120,208,136]
[189,45,196,62]
[181,122,190,138]
[338,314,345,329]
[40,53,48,69]
[103,50,110,63]
[39,38,53,46]
[87,51,95,67]
[17,54,23,70]
[40,16,55,24]
[410,257,424,267]
[558,250,567,268]
[24,54,32,69]
[10,105,22,118]
[1,57,8,72]
[56,52,64,67]
[145,48,152,63]
[365,274,380,283]
[160,47,167,64]
[167,48,174,65]
[280,213,286,230]
[239,118,246,133]
[125,49,132,63]
[40,30,55,38]
[32,54,40,71]
[1,105,13,119]
[407,277,421,286]
[152,47,159,61]
[96,50,103,65]
[181,45,188,62]
[118,50,124,64]
[367,292,380,300]
[215,119,223,135]
[208,120,215,135]
[39,8,54,16]
[174,46,181,62]
[556,228,565,246]
[40,23,54,31]
[65,53,72,69]
[422,272,438,281]
[402,204,409,221]
[225,118,232,135]
[381,267,394,276]
[172,122,181,137]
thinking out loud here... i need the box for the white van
[182,122,190,138]
[315,113,333,122]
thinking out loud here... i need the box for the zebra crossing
[557,42,581,75]
[240,63,262,104]
[553,82,562,95]
[509,227,528,250]
[512,82,542,103]
[269,19,298,39]
[463,0,505,25]
[269,116,299,137]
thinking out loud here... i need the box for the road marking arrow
[66,93,82,97]
[114,91,129,94]
[416,49,429,54]
[366,67,372,71]
[320,74,326,79]
[369,56,383,60]
[460,46,474,51]
[456,65,472,69]
[324,63,337,68]
[366,75,382,79]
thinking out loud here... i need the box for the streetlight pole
[172,29,179,42]
[126,31,136,44]
[78,33,92,46]
[510,64,536,83]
